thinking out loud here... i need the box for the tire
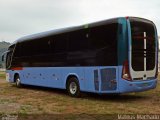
[67,77,80,97]
[15,75,22,88]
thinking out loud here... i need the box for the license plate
[143,83,149,87]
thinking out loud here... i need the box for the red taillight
[10,67,23,70]
[122,60,132,81]
[155,63,158,78]
[126,16,129,19]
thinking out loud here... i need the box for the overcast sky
[0,0,160,43]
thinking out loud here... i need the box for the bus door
[129,18,157,80]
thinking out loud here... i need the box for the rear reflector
[122,60,132,81]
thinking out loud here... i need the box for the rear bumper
[118,79,157,93]
[90,79,157,94]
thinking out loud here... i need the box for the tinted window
[89,23,118,66]
[6,52,12,69]
[12,22,119,67]
[35,38,51,55]
[14,43,21,57]
[130,19,155,71]
[89,23,118,50]
[6,44,16,69]
[68,29,89,51]
[51,33,68,53]
[21,39,51,56]
[21,41,32,56]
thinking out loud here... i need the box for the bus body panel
[118,18,128,65]
[4,17,158,95]
[6,66,157,93]
[6,66,119,93]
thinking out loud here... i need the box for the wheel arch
[13,73,20,83]
[65,74,80,89]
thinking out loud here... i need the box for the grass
[0,71,160,119]
[0,71,5,79]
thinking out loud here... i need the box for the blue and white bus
[3,17,158,97]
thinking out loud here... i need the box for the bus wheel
[67,77,80,97]
[15,75,21,88]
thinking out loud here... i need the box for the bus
[3,17,158,97]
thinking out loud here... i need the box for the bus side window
[35,38,51,55]
[14,43,21,58]
[21,41,34,57]
[68,29,89,52]
[89,23,118,66]
[51,33,68,54]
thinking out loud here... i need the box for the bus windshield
[6,45,15,69]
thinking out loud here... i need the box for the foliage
[0,41,10,68]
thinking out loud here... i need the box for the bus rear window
[130,18,156,71]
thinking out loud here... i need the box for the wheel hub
[69,82,77,94]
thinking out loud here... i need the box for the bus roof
[11,16,154,45]
[12,17,119,44]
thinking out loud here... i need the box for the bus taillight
[126,16,129,19]
[155,63,158,78]
[122,60,132,81]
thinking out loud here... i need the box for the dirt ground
[0,73,160,120]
